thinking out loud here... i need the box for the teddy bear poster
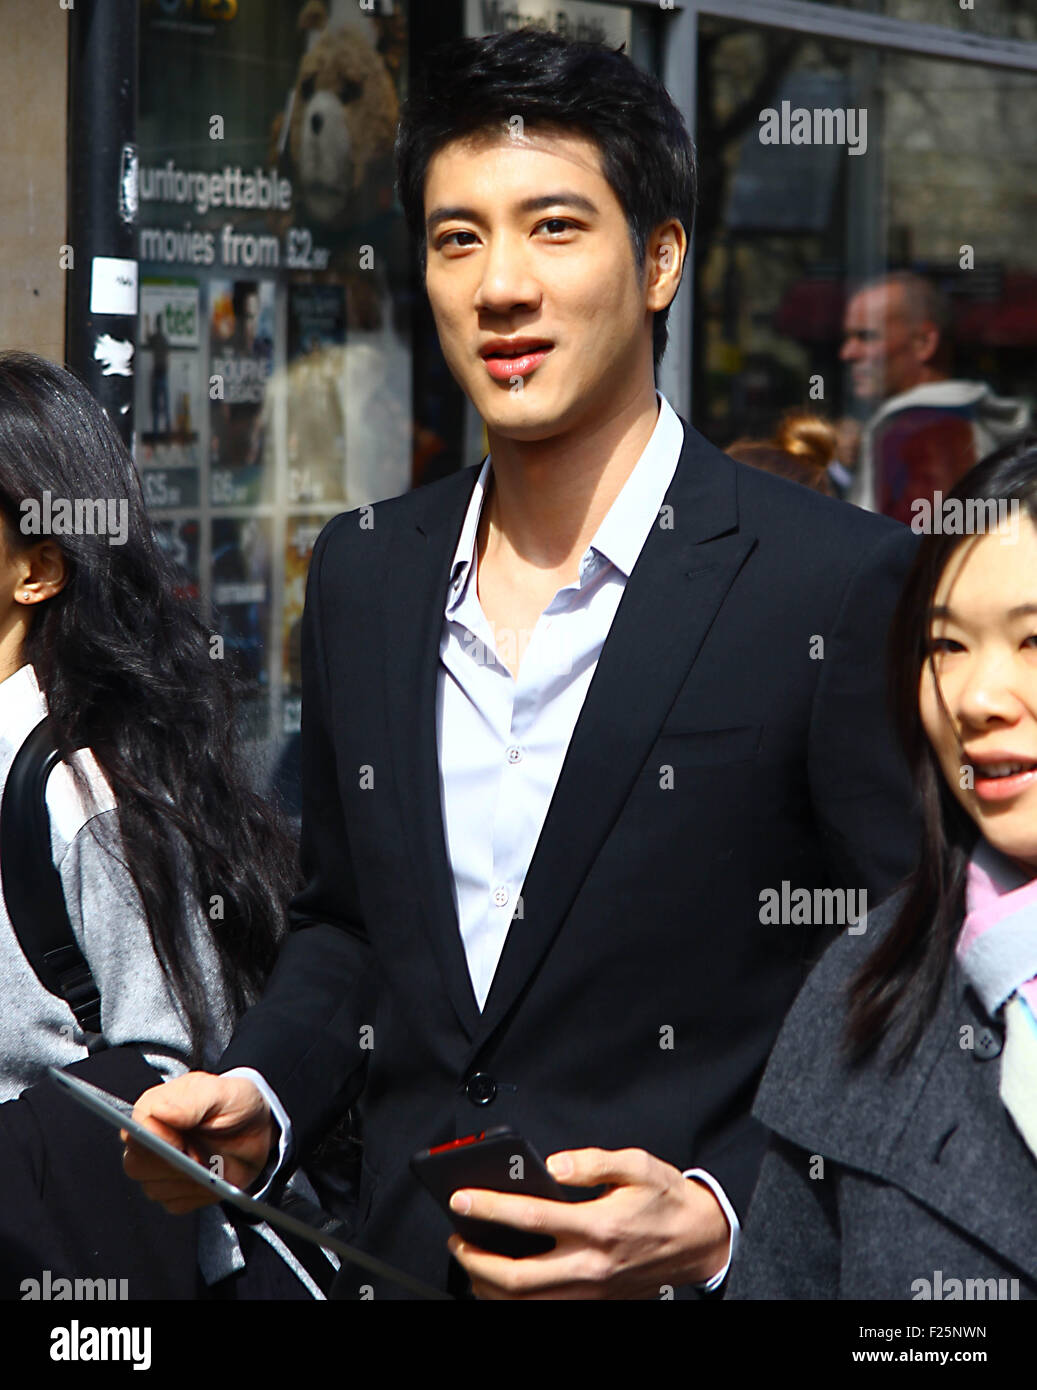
[137,1,405,277]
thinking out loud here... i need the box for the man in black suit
[125,28,918,1299]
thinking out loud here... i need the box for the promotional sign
[135,0,412,766]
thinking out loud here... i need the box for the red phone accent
[427,1131,485,1156]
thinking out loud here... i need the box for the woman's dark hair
[844,437,1037,1070]
[0,352,297,1064]
[394,26,696,368]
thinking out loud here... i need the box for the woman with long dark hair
[0,351,318,1296]
[728,439,1037,1300]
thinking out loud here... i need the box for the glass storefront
[826,0,1037,42]
[134,0,412,791]
[694,14,1036,504]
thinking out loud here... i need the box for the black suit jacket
[220,416,921,1298]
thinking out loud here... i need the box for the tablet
[47,1066,452,1300]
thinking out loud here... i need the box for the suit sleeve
[217,514,374,1162]
[807,522,921,906]
[724,1135,841,1299]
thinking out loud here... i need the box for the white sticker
[94,335,135,377]
[89,256,139,316]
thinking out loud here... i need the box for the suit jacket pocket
[639,724,762,773]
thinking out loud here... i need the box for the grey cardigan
[727,893,1037,1300]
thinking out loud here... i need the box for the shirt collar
[0,662,47,752]
[445,391,684,616]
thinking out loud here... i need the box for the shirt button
[506,746,522,764]
[973,1026,1002,1060]
[492,886,509,907]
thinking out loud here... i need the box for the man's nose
[840,338,858,362]
[474,234,539,312]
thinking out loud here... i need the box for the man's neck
[478,384,661,573]
[893,365,948,397]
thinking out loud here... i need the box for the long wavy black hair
[844,438,1037,1069]
[0,351,297,1064]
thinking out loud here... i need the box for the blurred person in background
[727,412,838,496]
[841,271,1029,523]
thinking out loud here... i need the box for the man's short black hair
[395,27,696,368]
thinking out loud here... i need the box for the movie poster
[136,0,413,769]
[280,284,348,504]
[152,518,201,603]
[209,279,275,506]
[136,279,204,507]
[211,515,273,738]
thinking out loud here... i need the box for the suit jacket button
[466,1072,497,1105]
[973,1026,1003,1060]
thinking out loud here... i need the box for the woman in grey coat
[0,353,328,1297]
[728,440,1037,1301]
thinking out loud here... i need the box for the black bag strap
[1,716,104,1040]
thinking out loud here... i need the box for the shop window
[694,15,1036,517]
[135,0,411,800]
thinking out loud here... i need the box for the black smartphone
[411,1125,586,1258]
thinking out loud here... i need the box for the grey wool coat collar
[750,892,1037,1288]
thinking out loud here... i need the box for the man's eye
[539,219,575,234]
[438,231,477,249]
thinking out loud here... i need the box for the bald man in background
[840,271,1028,522]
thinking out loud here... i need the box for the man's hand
[121,1072,275,1214]
[446,1146,731,1299]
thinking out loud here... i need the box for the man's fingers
[121,1073,271,1213]
[450,1186,601,1239]
[131,1072,263,1138]
[122,1133,212,1181]
[545,1145,656,1188]
[447,1234,607,1297]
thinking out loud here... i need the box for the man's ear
[16,540,68,606]
[914,321,941,367]
[645,218,688,314]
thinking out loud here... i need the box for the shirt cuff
[682,1167,740,1292]
[221,1066,293,1199]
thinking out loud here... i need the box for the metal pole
[65,0,140,449]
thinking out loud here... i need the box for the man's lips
[481,343,554,380]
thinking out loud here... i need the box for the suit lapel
[383,469,484,1039]
[384,422,756,1051]
[471,423,756,1051]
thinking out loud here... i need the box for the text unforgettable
[140,161,292,217]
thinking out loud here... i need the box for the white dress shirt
[232,391,739,1289]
